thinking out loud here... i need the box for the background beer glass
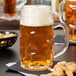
[52,0,60,21]
[59,0,76,43]
[20,0,69,71]
[0,0,26,20]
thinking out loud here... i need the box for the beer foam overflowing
[20,5,54,26]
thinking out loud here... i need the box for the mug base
[21,64,52,71]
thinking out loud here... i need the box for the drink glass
[59,0,76,43]
[0,0,26,20]
[20,0,69,71]
[52,0,62,21]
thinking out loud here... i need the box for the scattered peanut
[40,61,76,76]
[57,61,67,66]
[54,64,64,76]
[65,68,73,76]
[66,62,76,66]
[67,64,76,72]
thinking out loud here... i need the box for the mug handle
[54,23,69,58]
[59,1,65,23]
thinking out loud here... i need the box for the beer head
[20,5,54,26]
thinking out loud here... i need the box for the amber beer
[20,5,54,71]
[65,0,76,42]
[3,0,16,17]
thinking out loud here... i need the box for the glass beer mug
[20,0,69,71]
[59,0,76,42]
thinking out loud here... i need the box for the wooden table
[0,20,19,30]
[0,21,76,76]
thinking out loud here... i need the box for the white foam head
[20,5,54,26]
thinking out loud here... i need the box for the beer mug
[20,0,69,71]
[52,0,61,21]
[59,0,76,42]
[0,0,26,20]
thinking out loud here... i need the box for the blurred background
[0,0,26,30]
[0,0,61,30]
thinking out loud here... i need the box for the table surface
[0,20,19,30]
[0,21,76,76]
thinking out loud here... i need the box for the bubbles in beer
[20,5,54,26]
[30,31,35,34]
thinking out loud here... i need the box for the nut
[4,33,17,38]
[57,61,67,66]
[0,33,4,39]
[40,61,76,76]
[54,64,65,76]
[65,68,73,76]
